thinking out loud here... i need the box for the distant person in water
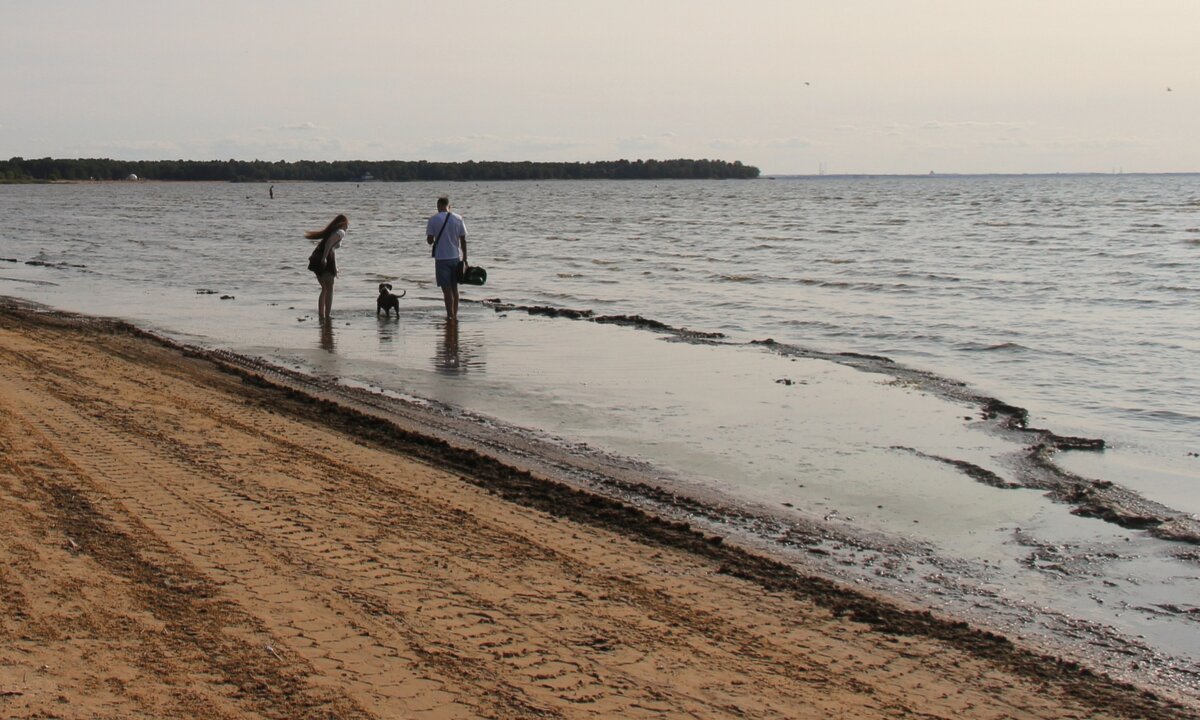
[425,197,468,322]
[269,185,274,199]
[306,214,348,321]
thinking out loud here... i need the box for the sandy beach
[0,301,1191,720]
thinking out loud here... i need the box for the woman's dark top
[312,228,344,277]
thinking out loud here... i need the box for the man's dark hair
[437,196,450,210]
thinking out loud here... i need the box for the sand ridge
[0,304,1190,719]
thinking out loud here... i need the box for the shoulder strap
[431,212,452,257]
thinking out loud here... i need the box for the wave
[958,342,1030,353]
[1123,407,1200,425]
[976,221,1083,230]
[537,291,585,301]
[0,276,59,287]
[795,277,916,294]
[893,271,963,283]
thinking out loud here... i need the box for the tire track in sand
[6,337,831,717]
[0,402,373,719]
[2,359,531,718]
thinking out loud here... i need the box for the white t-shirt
[426,212,466,260]
[329,228,345,249]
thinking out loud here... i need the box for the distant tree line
[1,157,759,183]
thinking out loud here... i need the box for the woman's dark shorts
[312,252,336,278]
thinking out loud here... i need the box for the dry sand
[0,303,1191,720]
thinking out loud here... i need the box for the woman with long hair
[306,214,349,321]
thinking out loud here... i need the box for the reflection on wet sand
[319,319,335,352]
[376,314,400,353]
[434,320,480,374]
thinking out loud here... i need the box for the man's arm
[460,236,467,264]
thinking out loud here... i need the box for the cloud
[501,135,588,156]
[282,122,318,131]
[63,139,185,159]
[1045,136,1151,151]
[708,136,820,153]
[617,134,669,155]
[420,138,475,160]
[59,126,361,161]
[920,120,1034,132]
[766,136,819,150]
[413,134,593,162]
[189,133,346,160]
[980,136,1033,150]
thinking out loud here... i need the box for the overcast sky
[3,1,1197,174]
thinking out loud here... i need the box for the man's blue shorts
[435,259,460,288]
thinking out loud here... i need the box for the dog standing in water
[376,283,406,317]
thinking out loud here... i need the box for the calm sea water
[2,177,1199,690]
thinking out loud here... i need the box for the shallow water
[2,177,1198,694]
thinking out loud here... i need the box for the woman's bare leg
[318,275,335,320]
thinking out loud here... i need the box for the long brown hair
[305,214,348,241]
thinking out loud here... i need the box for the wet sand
[0,302,1192,719]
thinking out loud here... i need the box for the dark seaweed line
[480,299,727,339]
[754,338,1200,545]
[477,298,1200,545]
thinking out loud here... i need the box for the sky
[2,0,1198,175]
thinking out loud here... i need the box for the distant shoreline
[7,170,1200,186]
[0,157,760,183]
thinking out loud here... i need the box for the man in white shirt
[425,196,469,322]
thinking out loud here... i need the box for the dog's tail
[396,289,406,298]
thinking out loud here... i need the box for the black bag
[307,242,324,272]
[459,263,487,286]
[435,215,485,285]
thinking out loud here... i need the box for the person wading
[425,197,468,322]
[306,213,349,321]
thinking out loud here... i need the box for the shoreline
[0,301,1194,718]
